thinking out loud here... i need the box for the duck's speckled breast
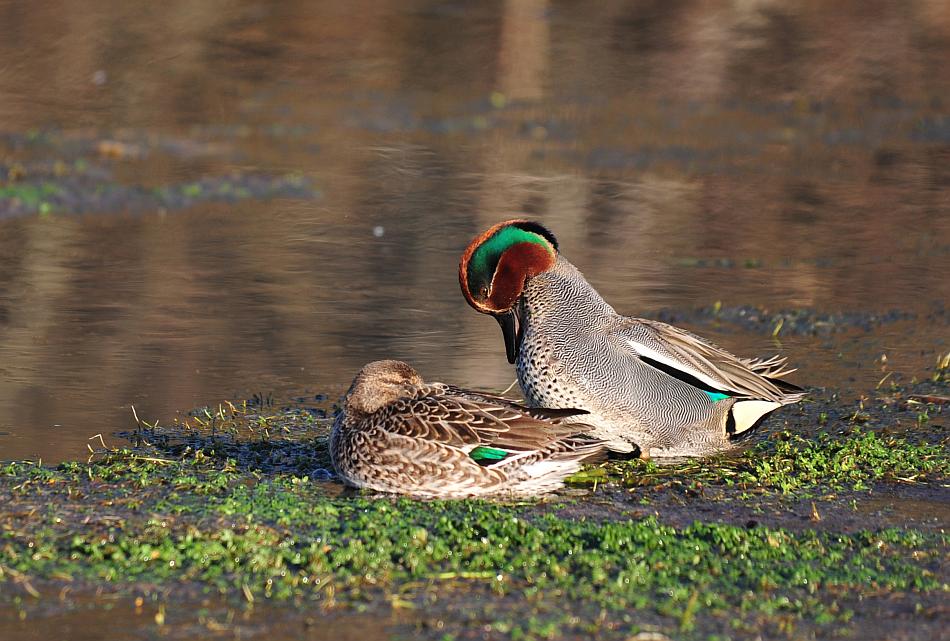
[515,256,614,411]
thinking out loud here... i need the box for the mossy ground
[1,365,947,640]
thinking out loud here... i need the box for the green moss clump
[740,430,948,491]
[604,430,948,495]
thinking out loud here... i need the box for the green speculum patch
[467,227,553,295]
[469,445,509,462]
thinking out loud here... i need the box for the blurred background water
[0,0,948,462]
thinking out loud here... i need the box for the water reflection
[0,1,948,461]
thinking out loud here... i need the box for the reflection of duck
[459,220,804,457]
[330,360,606,498]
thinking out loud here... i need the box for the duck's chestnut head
[459,220,558,362]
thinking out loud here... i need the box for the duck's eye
[479,285,489,298]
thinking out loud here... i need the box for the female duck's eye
[479,286,489,298]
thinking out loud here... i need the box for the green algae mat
[1,373,947,640]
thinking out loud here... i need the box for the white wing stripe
[626,338,731,392]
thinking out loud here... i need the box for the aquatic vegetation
[0,158,315,219]
[0,181,62,215]
[0,450,946,640]
[1,374,946,639]
[599,372,949,497]
[2,380,949,641]
[604,429,949,495]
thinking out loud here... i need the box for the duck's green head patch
[459,220,558,313]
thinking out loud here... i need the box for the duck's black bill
[495,311,519,364]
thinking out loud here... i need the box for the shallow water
[0,0,948,465]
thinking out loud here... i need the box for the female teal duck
[330,360,606,499]
[459,220,804,458]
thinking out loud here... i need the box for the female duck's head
[343,360,424,416]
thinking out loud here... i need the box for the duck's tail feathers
[741,354,806,401]
[742,354,798,379]
[497,436,607,495]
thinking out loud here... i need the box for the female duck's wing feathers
[611,317,804,402]
[381,385,594,453]
[438,384,590,421]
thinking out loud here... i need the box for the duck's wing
[381,385,592,453]
[438,384,589,422]
[611,317,803,402]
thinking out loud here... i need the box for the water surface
[1,0,948,462]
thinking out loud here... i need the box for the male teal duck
[329,360,606,498]
[459,220,804,458]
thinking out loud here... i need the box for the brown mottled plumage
[330,360,606,499]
